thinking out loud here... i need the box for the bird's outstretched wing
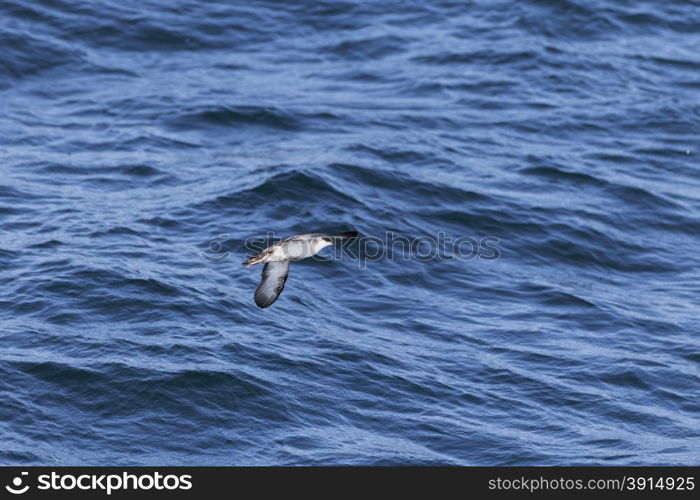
[254,261,290,308]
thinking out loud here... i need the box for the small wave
[520,164,683,211]
[0,25,82,83]
[323,35,407,60]
[519,165,607,187]
[412,49,540,66]
[166,105,303,132]
[192,170,362,217]
[37,163,180,191]
[516,0,621,38]
[328,162,491,207]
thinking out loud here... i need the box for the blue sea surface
[1,0,699,465]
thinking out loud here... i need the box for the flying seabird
[243,231,358,308]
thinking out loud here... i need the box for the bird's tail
[334,231,359,239]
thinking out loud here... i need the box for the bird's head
[314,236,334,253]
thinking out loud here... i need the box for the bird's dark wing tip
[335,231,358,239]
[254,292,275,308]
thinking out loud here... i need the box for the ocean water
[1,0,699,465]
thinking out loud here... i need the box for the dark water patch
[0,248,22,262]
[520,163,684,213]
[333,69,391,83]
[413,49,540,67]
[445,79,520,95]
[324,35,407,60]
[598,368,651,391]
[36,163,180,190]
[121,135,203,151]
[118,164,165,177]
[68,19,249,52]
[37,269,185,308]
[632,146,697,158]
[165,105,303,132]
[0,185,35,199]
[0,206,22,216]
[0,450,43,464]
[608,106,700,136]
[529,286,598,310]
[348,144,452,166]
[9,299,52,316]
[27,239,63,249]
[517,0,622,38]
[328,162,491,207]
[0,28,83,82]
[87,226,141,238]
[136,216,186,230]
[530,236,680,274]
[45,312,84,325]
[640,55,700,73]
[584,152,638,165]
[419,207,541,239]
[613,8,700,35]
[192,170,362,217]
[519,165,607,188]
[7,359,278,421]
[605,183,682,211]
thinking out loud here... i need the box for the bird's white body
[266,236,332,262]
